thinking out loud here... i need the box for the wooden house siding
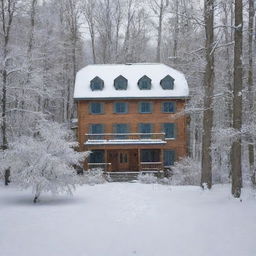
[77,98,188,171]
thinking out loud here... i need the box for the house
[74,63,189,172]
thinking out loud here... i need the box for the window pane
[163,102,175,113]
[164,150,175,166]
[90,77,104,91]
[89,150,104,163]
[114,124,129,139]
[139,123,152,138]
[90,102,103,114]
[90,124,104,139]
[163,123,175,138]
[141,149,160,162]
[115,102,127,113]
[139,102,152,113]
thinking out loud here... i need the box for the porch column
[160,149,164,169]
[138,148,141,171]
[104,149,108,172]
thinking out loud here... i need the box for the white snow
[0,183,255,256]
[74,63,189,99]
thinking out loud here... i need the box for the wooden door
[118,150,129,171]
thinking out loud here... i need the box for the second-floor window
[114,123,129,139]
[162,102,176,113]
[139,123,152,138]
[139,102,152,113]
[90,124,104,139]
[114,102,128,114]
[90,102,104,114]
[162,123,176,139]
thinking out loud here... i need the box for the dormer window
[160,75,175,90]
[114,75,128,90]
[90,76,104,91]
[138,75,151,90]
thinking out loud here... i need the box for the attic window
[138,75,151,90]
[90,76,104,91]
[114,75,128,90]
[160,75,175,90]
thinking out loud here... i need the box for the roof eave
[74,96,190,101]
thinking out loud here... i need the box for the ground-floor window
[89,150,105,163]
[140,149,160,162]
[164,150,176,166]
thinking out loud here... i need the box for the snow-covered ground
[0,183,256,256]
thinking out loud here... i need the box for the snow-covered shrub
[83,168,106,185]
[171,157,201,185]
[138,173,158,184]
[1,121,90,203]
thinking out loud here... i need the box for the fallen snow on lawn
[0,183,256,256]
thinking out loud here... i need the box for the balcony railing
[85,133,166,145]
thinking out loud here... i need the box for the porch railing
[140,162,163,171]
[88,162,111,172]
[85,133,165,142]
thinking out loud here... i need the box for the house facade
[74,63,189,172]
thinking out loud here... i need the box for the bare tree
[149,0,169,62]
[201,0,214,189]
[247,0,255,184]
[123,0,135,62]
[0,0,17,185]
[231,0,243,198]
[82,0,97,64]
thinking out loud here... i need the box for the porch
[86,148,172,172]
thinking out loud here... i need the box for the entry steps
[104,171,165,182]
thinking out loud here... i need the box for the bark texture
[201,0,214,189]
[231,0,243,197]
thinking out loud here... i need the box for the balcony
[84,133,166,145]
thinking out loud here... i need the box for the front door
[118,150,129,171]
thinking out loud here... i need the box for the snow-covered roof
[85,139,166,145]
[74,63,189,99]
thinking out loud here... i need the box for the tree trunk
[248,0,255,184]
[156,0,163,62]
[201,0,214,189]
[173,0,179,60]
[33,184,41,203]
[1,0,17,185]
[231,0,243,198]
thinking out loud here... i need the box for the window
[160,75,175,90]
[139,102,152,113]
[90,124,104,139]
[164,150,175,166]
[141,149,160,162]
[139,123,152,138]
[90,76,104,91]
[163,123,176,139]
[90,102,104,114]
[114,123,129,139]
[114,102,128,114]
[162,102,176,113]
[114,75,128,90]
[138,75,151,90]
[89,150,104,163]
